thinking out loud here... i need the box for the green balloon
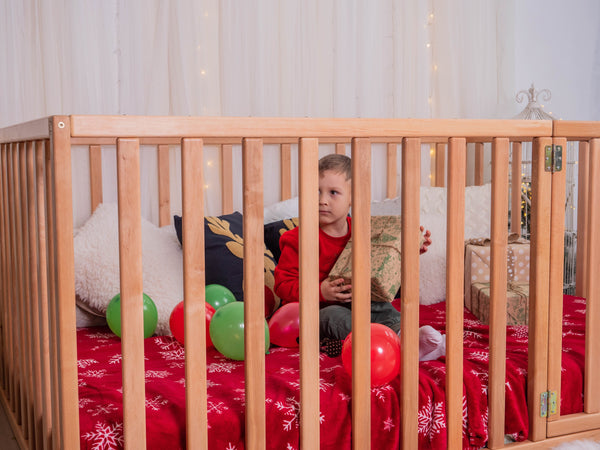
[209,302,270,361]
[205,284,236,310]
[106,293,158,339]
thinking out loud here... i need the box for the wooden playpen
[0,116,599,449]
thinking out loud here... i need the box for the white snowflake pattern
[286,443,297,450]
[372,385,393,402]
[88,404,119,417]
[462,396,468,436]
[145,370,172,379]
[275,397,300,431]
[338,392,351,402]
[383,417,395,431]
[79,398,94,408]
[319,378,334,392]
[83,369,108,378]
[278,367,296,375]
[146,395,169,411]
[83,421,124,450]
[510,326,528,339]
[418,398,446,438]
[168,361,185,369]
[158,338,181,351]
[159,348,186,361]
[109,354,122,365]
[467,351,489,362]
[207,401,229,414]
[207,362,238,373]
[288,381,300,390]
[225,443,237,450]
[78,358,98,369]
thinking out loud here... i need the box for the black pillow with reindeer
[173,212,279,312]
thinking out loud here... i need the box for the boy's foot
[418,325,446,361]
[320,338,344,358]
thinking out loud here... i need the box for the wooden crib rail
[11,115,600,449]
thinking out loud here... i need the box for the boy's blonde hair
[318,154,351,180]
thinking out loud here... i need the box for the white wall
[512,0,600,120]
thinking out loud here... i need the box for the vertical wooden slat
[548,137,568,421]
[181,139,208,449]
[298,138,320,449]
[157,144,170,227]
[528,136,552,441]
[280,143,292,201]
[386,143,397,199]
[89,145,103,213]
[242,138,266,450]
[335,143,346,155]
[488,138,509,448]
[584,138,600,413]
[27,141,44,449]
[35,141,53,450]
[0,144,9,392]
[511,142,523,235]
[116,138,146,450]
[221,144,233,214]
[51,117,79,449]
[350,138,371,450]
[445,138,465,449]
[45,137,62,450]
[435,142,446,187]
[400,137,421,450]
[0,145,13,393]
[474,142,485,186]
[18,142,32,442]
[9,144,20,419]
[576,141,590,298]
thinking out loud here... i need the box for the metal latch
[549,390,557,416]
[545,145,563,172]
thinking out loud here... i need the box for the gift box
[328,215,424,302]
[470,281,529,326]
[464,233,530,310]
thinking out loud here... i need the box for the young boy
[274,154,445,361]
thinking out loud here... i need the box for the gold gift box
[470,281,529,326]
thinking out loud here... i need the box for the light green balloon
[106,293,158,339]
[205,284,237,310]
[209,302,270,361]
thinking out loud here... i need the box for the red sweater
[274,217,351,306]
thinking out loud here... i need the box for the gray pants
[319,301,401,341]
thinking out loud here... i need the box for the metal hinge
[540,390,558,417]
[545,145,563,172]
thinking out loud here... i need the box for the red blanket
[78,295,586,449]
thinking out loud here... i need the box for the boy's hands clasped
[321,277,352,303]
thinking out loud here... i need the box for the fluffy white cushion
[264,197,299,224]
[418,184,491,304]
[74,203,183,335]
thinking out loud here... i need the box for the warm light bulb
[207,160,214,167]
[200,70,206,76]
[426,43,431,48]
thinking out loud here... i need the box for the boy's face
[318,169,352,232]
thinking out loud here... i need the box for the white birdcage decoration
[511,84,577,294]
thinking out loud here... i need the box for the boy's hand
[321,278,352,303]
[420,226,432,254]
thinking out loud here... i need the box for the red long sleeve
[274,217,351,306]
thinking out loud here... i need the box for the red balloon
[169,301,216,347]
[341,323,401,387]
[268,302,300,348]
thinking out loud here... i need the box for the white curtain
[1,0,518,222]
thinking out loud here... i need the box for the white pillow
[74,203,183,335]
[264,197,299,224]
[419,184,491,305]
